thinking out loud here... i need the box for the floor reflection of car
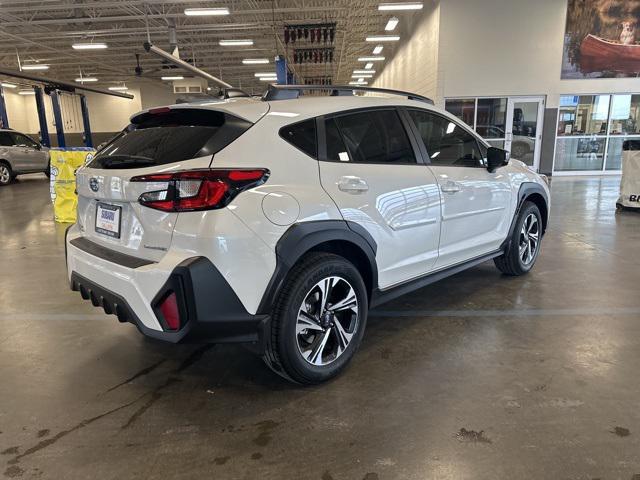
[0,129,50,186]
[478,126,535,160]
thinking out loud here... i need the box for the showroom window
[554,94,639,173]
[445,97,509,149]
[443,99,475,128]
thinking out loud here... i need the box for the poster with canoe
[562,0,640,79]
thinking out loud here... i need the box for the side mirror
[487,147,509,172]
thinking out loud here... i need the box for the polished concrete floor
[1,174,640,480]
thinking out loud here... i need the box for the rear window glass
[87,109,251,169]
[280,119,317,158]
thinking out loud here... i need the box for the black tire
[0,161,13,186]
[263,252,368,385]
[494,201,543,276]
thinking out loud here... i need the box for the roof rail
[262,84,434,105]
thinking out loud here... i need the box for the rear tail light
[130,168,269,212]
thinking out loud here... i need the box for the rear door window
[325,119,351,162]
[87,109,252,169]
[332,109,416,164]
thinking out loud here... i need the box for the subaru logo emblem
[89,177,100,192]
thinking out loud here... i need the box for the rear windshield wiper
[96,155,157,169]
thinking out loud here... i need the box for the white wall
[84,90,142,132]
[371,1,441,100]
[437,0,640,107]
[4,90,30,132]
[1,79,177,139]
[373,0,640,107]
[131,80,179,110]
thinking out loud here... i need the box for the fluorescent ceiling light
[108,86,128,91]
[366,35,400,42]
[75,77,98,82]
[21,64,49,71]
[365,62,374,69]
[259,77,277,82]
[254,72,277,77]
[72,42,108,50]
[372,45,384,55]
[1,82,17,89]
[161,76,184,81]
[219,39,253,46]
[184,7,229,16]
[349,81,368,85]
[385,17,399,31]
[242,58,269,64]
[378,2,423,11]
[18,89,35,95]
[352,74,373,78]
[353,70,375,74]
[358,56,385,62]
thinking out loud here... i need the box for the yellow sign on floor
[49,149,95,223]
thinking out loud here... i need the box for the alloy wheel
[0,165,10,184]
[296,276,359,366]
[519,213,540,265]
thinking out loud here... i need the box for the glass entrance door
[505,97,545,170]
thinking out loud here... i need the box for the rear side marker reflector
[159,291,180,330]
[130,168,269,212]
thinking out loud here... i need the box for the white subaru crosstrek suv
[66,85,550,384]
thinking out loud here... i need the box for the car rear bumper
[66,228,268,344]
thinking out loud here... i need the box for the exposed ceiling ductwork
[0,0,397,93]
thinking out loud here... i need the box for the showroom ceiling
[0,0,410,94]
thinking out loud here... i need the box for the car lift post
[275,55,288,85]
[0,85,9,129]
[79,94,93,148]
[33,86,51,147]
[49,89,66,148]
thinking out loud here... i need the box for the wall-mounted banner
[562,0,640,79]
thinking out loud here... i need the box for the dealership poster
[562,0,640,79]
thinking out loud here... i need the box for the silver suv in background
[0,129,50,186]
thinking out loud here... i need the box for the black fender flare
[501,181,549,251]
[256,220,378,315]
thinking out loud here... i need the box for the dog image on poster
[562,0,640,78]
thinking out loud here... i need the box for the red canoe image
[579,34,640,74]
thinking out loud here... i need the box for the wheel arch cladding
[256,220,378,314]
[524,192,548,234]
[516,182,548,235]
[500,182,549,252]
